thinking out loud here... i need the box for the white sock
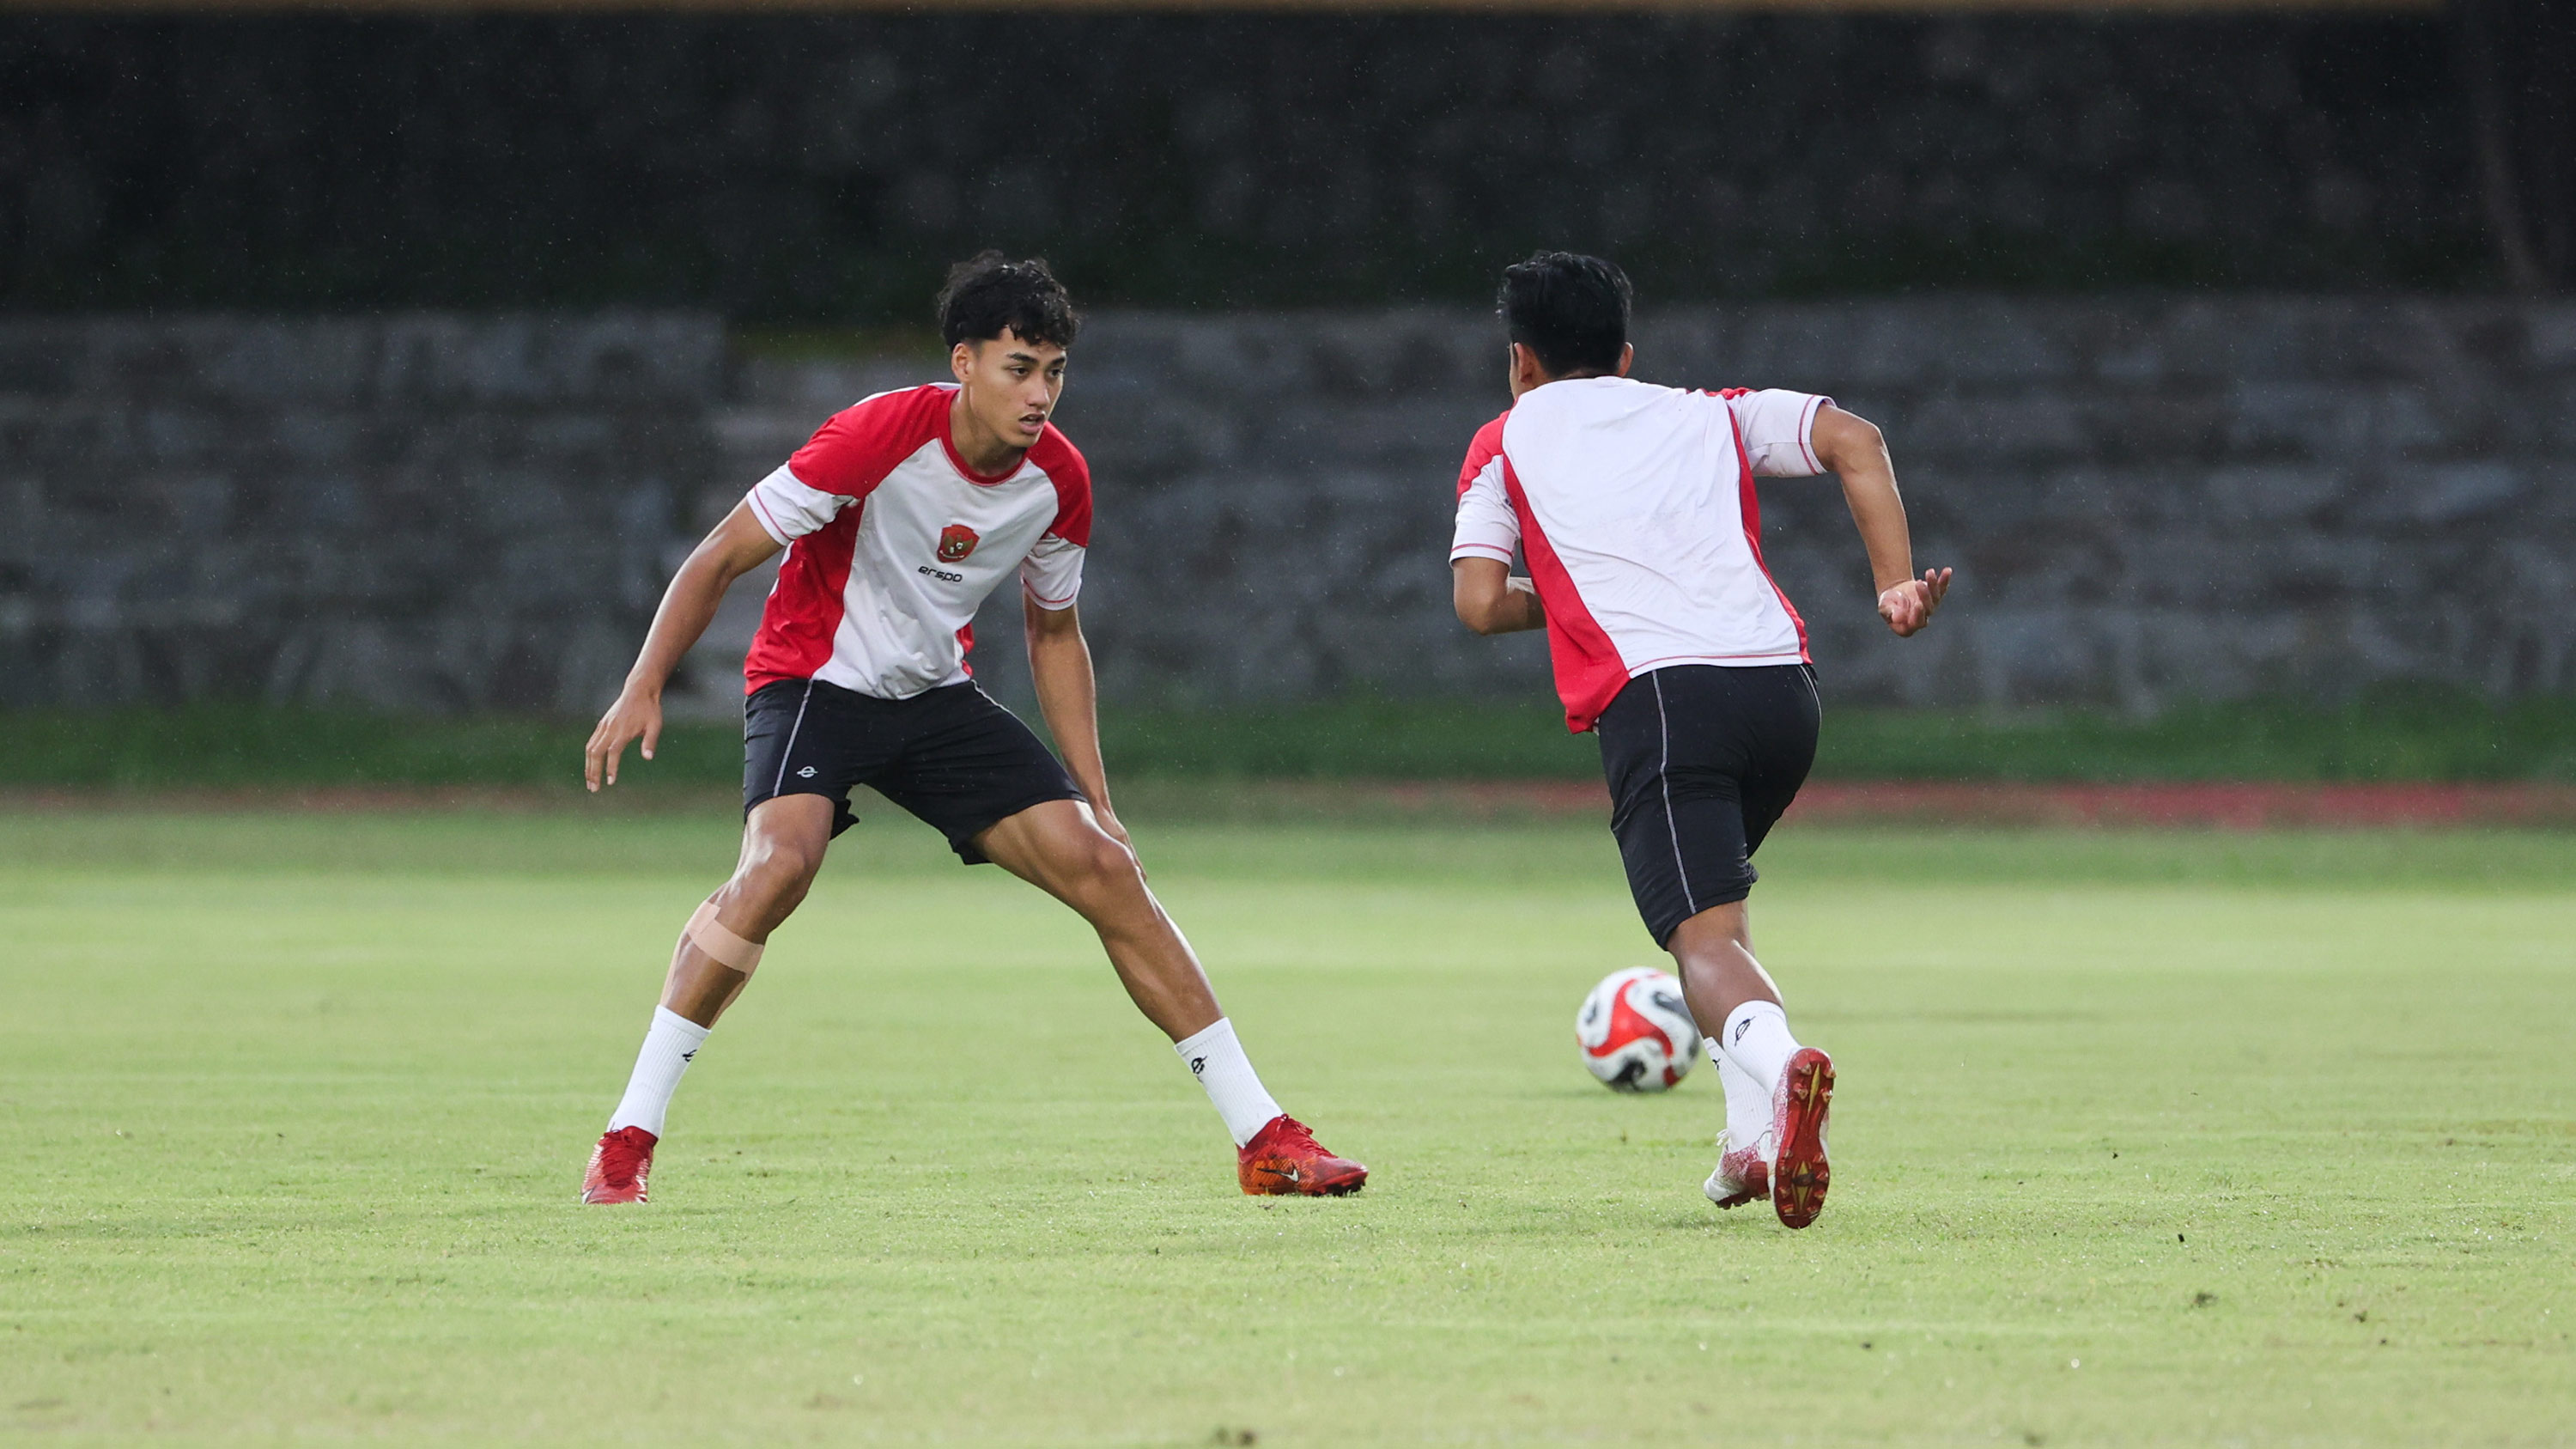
[1718,1000,1801,1096]
[606,1007,711,1139]
[1173,1017,1284,1147]
[1710,1038,1771,1154]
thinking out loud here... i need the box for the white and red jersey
[1449,377,1832,733]
[743,382,1090,698]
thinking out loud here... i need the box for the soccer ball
[1575,967,1701,1093]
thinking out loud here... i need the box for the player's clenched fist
[585,688,663,791]
[1877,567,1953,637]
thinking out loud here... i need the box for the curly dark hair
[936,251,1081,350]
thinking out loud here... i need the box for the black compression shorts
[743,678,1084,864]
[1595,663,1820,947]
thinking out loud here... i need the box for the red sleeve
[1029,427,1092,546]
[1456,413,1509,498]
[786,384,948,498]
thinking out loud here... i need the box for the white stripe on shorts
[1651,671,1698,916]
[770,679,817,797]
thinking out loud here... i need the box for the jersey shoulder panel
[1026,424,1092,545]
[1715,387,1833,477]
[787,383,951,499]
[1456,412,1510,496]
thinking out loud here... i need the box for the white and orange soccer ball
[1575,967,1701,1093]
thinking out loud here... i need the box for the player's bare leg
[659,795,835,1026]
[583,795,834,1203]
[1668,901,1779,1029]
[974,798,1366,1196]
[1668,902,1835,1228]
[973,798,1221,1038]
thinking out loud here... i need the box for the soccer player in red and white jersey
[1449,253,1950,1229]
[574,254,1364,1203]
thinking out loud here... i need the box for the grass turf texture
[3,809,2573,1446]
[7,687,2576,789]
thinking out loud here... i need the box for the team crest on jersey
[936,524,980,563]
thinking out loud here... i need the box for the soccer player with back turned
[575,254,1364,1203]
[1449,253,1949,1229]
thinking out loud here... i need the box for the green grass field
[9,688,2576,789]
[4,806,2573,1445]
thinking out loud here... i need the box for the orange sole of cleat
[1771,1048,1835,1229]
[1240,1159,1368,1196]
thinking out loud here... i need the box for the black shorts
[1596,664,1820,947]
[743,678,1084,864]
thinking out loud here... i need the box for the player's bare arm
[1808,404,1952,636]
[980,599,1242,1038]
[1022,594,1128,847]
[584,503,782,791]
[1451,557,1545,636]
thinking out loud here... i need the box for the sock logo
[682,1049,698,1062]
[1734,1019,1753,1044]
[1188,1056,1206,1075]
[796,766,818,778]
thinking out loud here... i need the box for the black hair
[936,251,1080,350]
[1498,251,1632,378]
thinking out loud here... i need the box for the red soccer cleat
[1770,1047,1835,1229]
[1237,1115,1367,1196]
[581,1125,657,1204]
[1703,1130,1771,1210]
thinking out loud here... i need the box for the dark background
[0,9,2535,321]
[4,3,2573,787]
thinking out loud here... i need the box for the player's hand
[584,687,663,792]
[1084,801,1146,879]
[1091,802,1134,851]
[1878,568,1953,637]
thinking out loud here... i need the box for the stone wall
[0,314,722,711]
[6,301,2570,717]
[729,299,2576,716]
[1633,298,2576,709]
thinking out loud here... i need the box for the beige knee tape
[684,902,764,975]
